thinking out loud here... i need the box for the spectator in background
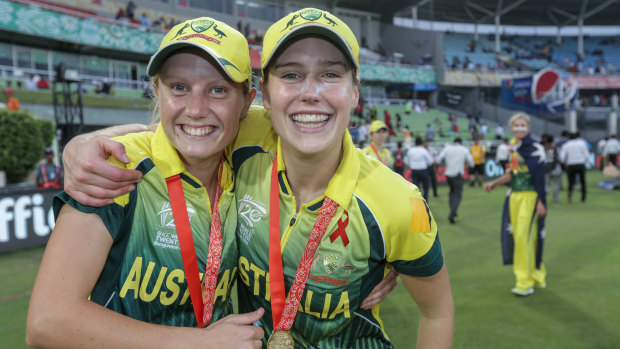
[495,125,504,139]
[36,147,63,189]
[25,74,39,90]
[363,120,393,168]
[36,77,50,89]
[469,137,486,187]
[393,142,406,177]
[384,109,395,137]
[96,79,113,95]
[542,134,562,203]
[560,132,591,203]
[437,137,474,224]
[479,122,488,139]
[115,7,125,20]
[126,0,136,19]
[356,120,369,148]
[401,124,413,148]
[139,13,152,28]
[404,137,433,202]
[425,124,435,141]
[555,130,569,149]
[597,136,608,170]
[603,134,620,167]
[3,88,19,111]
[424,140,439,198]
[495,137,510,170]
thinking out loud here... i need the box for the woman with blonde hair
[27,17,266,348]
[484,112,547,296]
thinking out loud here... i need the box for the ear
[241,87,257,119]
[152,82,159,97]
[260,79,271,110]
[351,76,360,107]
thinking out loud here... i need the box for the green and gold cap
[261,8,359,73]
[147,17,251,83]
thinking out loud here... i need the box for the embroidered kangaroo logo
[212,24,227,39]
[323,13,337,26]
[172,23,190,39]
[281,14,299,32]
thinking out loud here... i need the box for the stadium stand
[1,0,618,145]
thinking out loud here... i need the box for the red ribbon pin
[330,211,349,247]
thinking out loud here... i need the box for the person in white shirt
[357,120,369,147]
[404,137,433,202]
[560,132,591,203]
[424,140,439,198]
[495,137,510,170]
[596,137,608,170]
[480,123,488,139]
[437,137,474,223]
[603,134,620,167]
[495,125,504,139]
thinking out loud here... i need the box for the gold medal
[267,330,294,349]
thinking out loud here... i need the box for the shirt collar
[151,123,186,178]
[150,123,234,190]
[275,130,359,209]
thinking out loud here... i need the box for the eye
[281,72,300,80]
[170,83,186,92]
[323,72,341,79]
[212,86,225,94]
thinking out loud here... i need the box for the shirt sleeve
[53,191,131,241]
[466,152,475,167]
[384,190,444,277]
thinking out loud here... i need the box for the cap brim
[146,41,246,83]
[262,24,358,71]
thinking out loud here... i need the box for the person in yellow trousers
[484,112,547,296]
[363,120,393,168]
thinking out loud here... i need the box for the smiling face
[370,129,388,147]
[155,48,254,170]
[510,116,530,142]
[261,36,359,159]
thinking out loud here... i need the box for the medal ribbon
[165,163,224,328]
[370,144,388,165]
[268,157,339,331]
[510,151,519,174]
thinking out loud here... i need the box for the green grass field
[1,171,618,348]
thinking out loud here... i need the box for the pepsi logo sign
[531,68,578,112]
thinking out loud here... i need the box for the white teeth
[291,114,329,128]
[182,125,215,136]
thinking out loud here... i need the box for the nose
[185,92,208,118]
[299,76,320,102]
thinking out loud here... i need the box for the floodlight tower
[52,62,84,150]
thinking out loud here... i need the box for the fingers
[226,308,265,326]
[103,139,131,164]
[63,137,142,206]
[78,158,141,189]
[360,270,399,310]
